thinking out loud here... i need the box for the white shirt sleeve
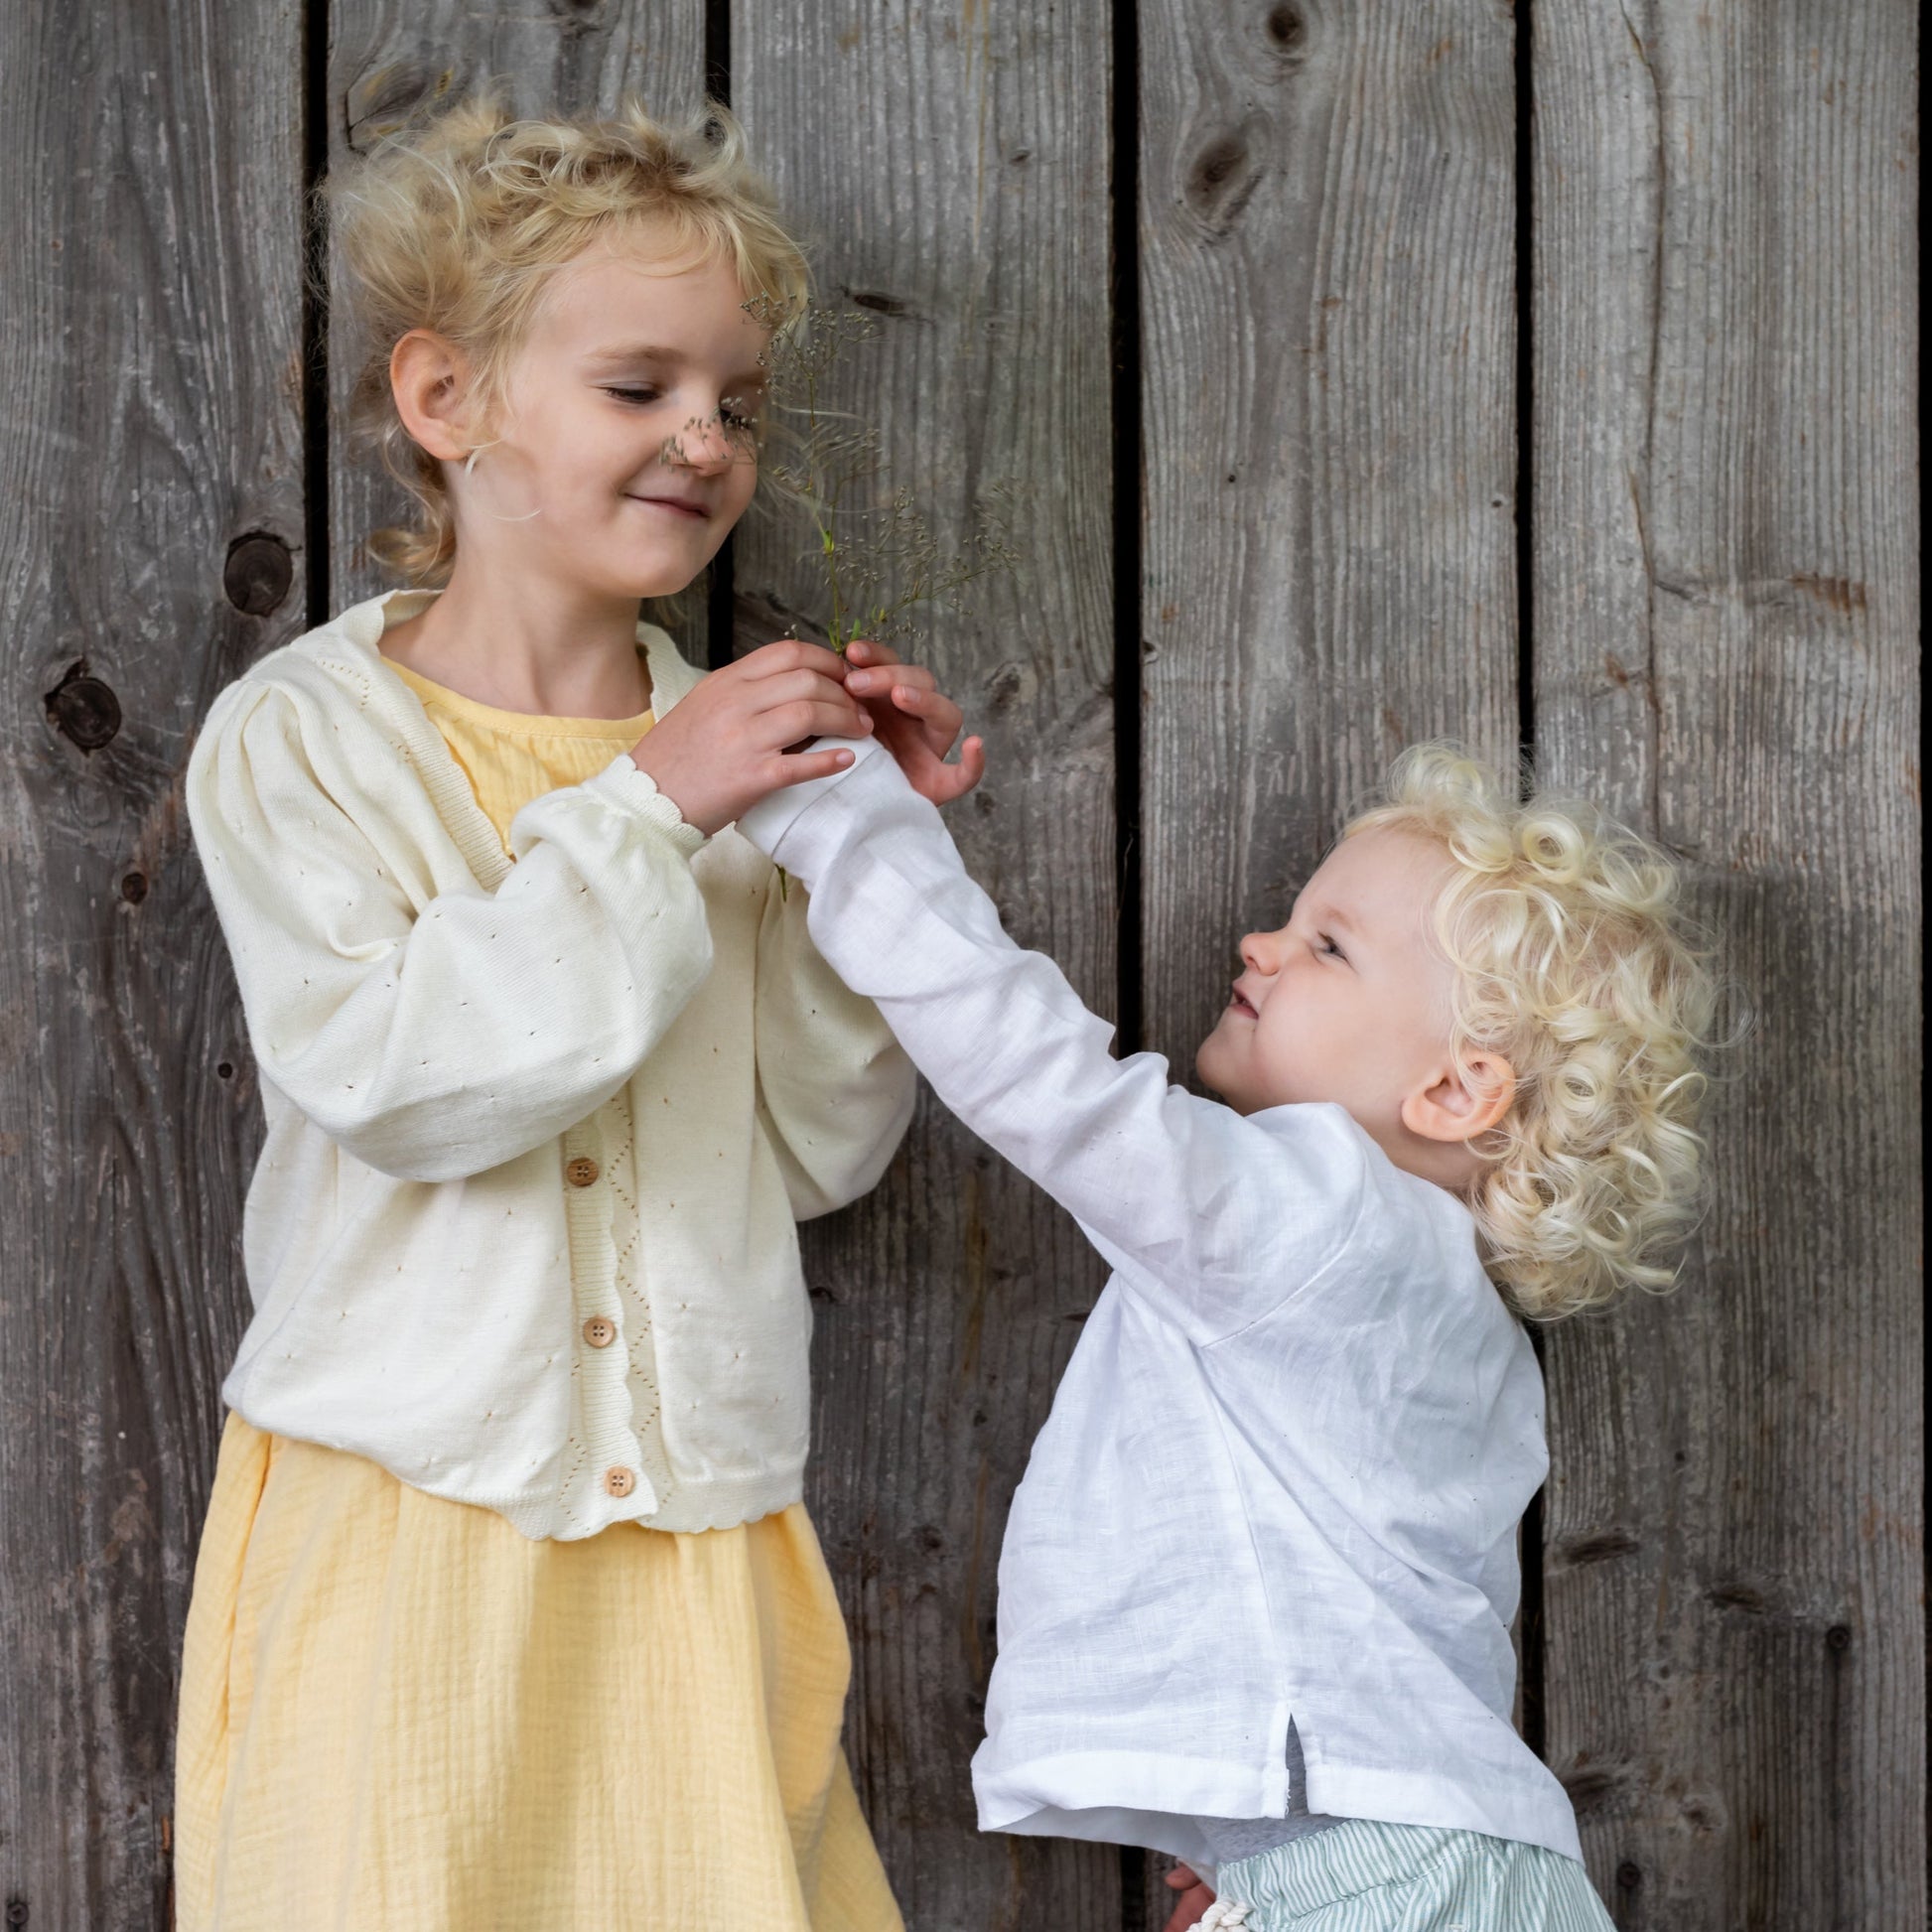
[187,676,716,1183]
[738,743,1372,1345]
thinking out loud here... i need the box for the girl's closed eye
[605,384,759,431]
[1318,932,1348,962]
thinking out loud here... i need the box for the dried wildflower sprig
[658,292,1025,656]
[656,295,1024,896]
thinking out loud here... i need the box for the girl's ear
[390,329,476,464]
[1400,1051,1516,1146]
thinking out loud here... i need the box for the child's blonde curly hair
[322,87,811,590]
[1342,743,1729,1325]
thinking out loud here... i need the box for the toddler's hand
[842,638,986,805]
[627,640,873,837]
[1160,1862,1217,1932]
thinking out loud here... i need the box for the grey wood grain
[729,2,1121,1920]
[0,1,307,1924]
[1137,0,1522,1060]
[1530,1,1922,1923]
[4,0,1922,1924]
[323,0,708,656]
[1136,0,1521,1908]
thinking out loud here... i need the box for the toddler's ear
[1401,1051,1515,1146]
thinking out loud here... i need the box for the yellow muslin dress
[173,645,903,1932]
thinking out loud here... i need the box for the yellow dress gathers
[174,646,903,1932]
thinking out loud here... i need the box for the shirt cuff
[581,749,710,857]
[735,735,884,858]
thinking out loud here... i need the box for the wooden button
[583,1315,617,1349]
[603,1464,636,1498]
[565,1156,600,1187]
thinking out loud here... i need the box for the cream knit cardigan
[185,589,916,1539]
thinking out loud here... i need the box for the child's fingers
[924,735,986,803]
[763,698,875,748]
[752,671,872,742]
[842,637,900,670]
[741,638,851,684]
[884,680,964,744]
[766,744,863,787]
[886,678,947,714]
[846,660,931,697]
[1157,1869,1216,1932]
[1160,1895,1213,1932]
[751,666,861,714]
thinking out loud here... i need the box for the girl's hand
[842,637,986,805]
[628,639,873,837]
[1160,1863,1216,1932]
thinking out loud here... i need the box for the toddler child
[175,94,975,1930]
[735,721,1722,1930]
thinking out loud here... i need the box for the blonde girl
[736,736,1725,1931]
[174,93,974,1930]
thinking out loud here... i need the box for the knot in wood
[44,662,120,752]
[223,532,294,617]
[1264,4,1308,55]
[1185,119,1268,239]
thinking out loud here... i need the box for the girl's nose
[671,410,737,474]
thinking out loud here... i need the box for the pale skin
[1195,825,1516,1193]
[380,222,981,833]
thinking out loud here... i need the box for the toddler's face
[455,229,767,598]
[1195,827,1478,1176]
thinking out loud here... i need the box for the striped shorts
[1205,1818,1616,1931]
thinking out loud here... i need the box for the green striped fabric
[1206,1818,1617,1930]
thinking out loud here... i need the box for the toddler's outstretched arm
[738,743,1372,1346]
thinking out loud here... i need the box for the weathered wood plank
[1137,0,1520,1908]
[731,2,1121,1918]
[1531,1,1922,1922]
[0,1,307,1923]
[324,1,708,656]
[1138,0,1522,1052]
[3,4,1920,1928]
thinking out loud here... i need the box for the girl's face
[451,229,768,599]
[1195,828,1495,1181]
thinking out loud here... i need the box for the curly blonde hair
[1342,743,1730,1324]
[321,87,812,593]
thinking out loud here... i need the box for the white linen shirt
[184,590,915,1540]
[739,740,1587,1869]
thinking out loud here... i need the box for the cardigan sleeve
[186,675,716,1184]
[750,869,917,1220]
[738,744,1370,1345]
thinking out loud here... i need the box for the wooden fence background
[1,0,1919,1925]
